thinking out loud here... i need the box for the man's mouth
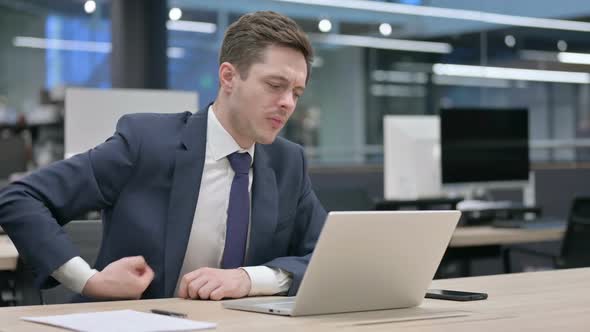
[268,117,284,128]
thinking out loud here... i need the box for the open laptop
[223,210,461,316]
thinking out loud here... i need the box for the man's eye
[268,83,280,89]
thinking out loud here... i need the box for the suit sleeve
[263,147,327,296]
[0,115,140,289]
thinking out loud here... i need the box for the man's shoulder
[265,136,304,154]
[115,111,193,135]
[258,137,305,170]
[118,111,192,127]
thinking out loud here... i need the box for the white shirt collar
[207,105,255,164]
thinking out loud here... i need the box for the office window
[44,15,111,89]
[1,1,111,115]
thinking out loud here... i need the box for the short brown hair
[219,11,314,83]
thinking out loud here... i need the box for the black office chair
[313,187,374,212]
[0,135,27,181]
[11,220,103,306]
[556,197,590,268]
[375,197,462,211]
[504,196,590,272]
[40,220,103,304]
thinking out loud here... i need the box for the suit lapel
[163,109,208,297]
[246,145,279,265]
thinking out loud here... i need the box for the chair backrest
[0,135,27,179]
[559,197,590,268]
[313,187,374,212]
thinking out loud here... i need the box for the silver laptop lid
[291,210,461,316]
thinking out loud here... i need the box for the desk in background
[1,224,566,303]
[449,225,565,248]
[0,236,19,306]
[442,224,565,277]
[0,268,588,331]
[1,226,564,272]
[0,236,18,272]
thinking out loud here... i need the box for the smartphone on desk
[425,289,488,301]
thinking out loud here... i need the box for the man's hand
[177,268,251,301]
[82,256,154,300]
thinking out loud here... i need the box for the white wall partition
[65,88,198,158]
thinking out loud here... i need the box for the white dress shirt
[52,107,292,296]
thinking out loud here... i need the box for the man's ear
[219,62,236,93]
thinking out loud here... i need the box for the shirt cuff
[51,256,98,294]
[240,266,292,296]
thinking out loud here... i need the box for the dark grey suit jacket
[0,107,327,299]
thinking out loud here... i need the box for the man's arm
[241,266,291,295]
[0,115,141,290]
[52,257,98,293]
[176,265,291,300]
[263,147,327,296]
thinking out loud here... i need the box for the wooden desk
[446,226,566,276]
[0,268,588,331]
[449,225,565,248]
[0,236,18,271]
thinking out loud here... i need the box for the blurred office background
[3,0,590,165]
[3,0,590,304]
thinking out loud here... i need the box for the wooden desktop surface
[0,224,566,272]
[0,268,588,332]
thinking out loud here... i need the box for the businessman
[0,11,327,301]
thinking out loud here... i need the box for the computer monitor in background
[440,108,530,194]
[383,115,441,200]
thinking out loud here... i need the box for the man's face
[224,45,307,145]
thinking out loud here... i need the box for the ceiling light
[13,36,184,58]
[13,37,110,53]
[84,0,96,14]
[504,35,516,48]
[379,23,392,36]
[166,20,217,33]
[318,19,332,33]
[558,52,590,65]
[169,8,182,21]
[310,33,452,54]
[433,63,590,84]
[167,47,185,59]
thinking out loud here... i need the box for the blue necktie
[221,152,252,269]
